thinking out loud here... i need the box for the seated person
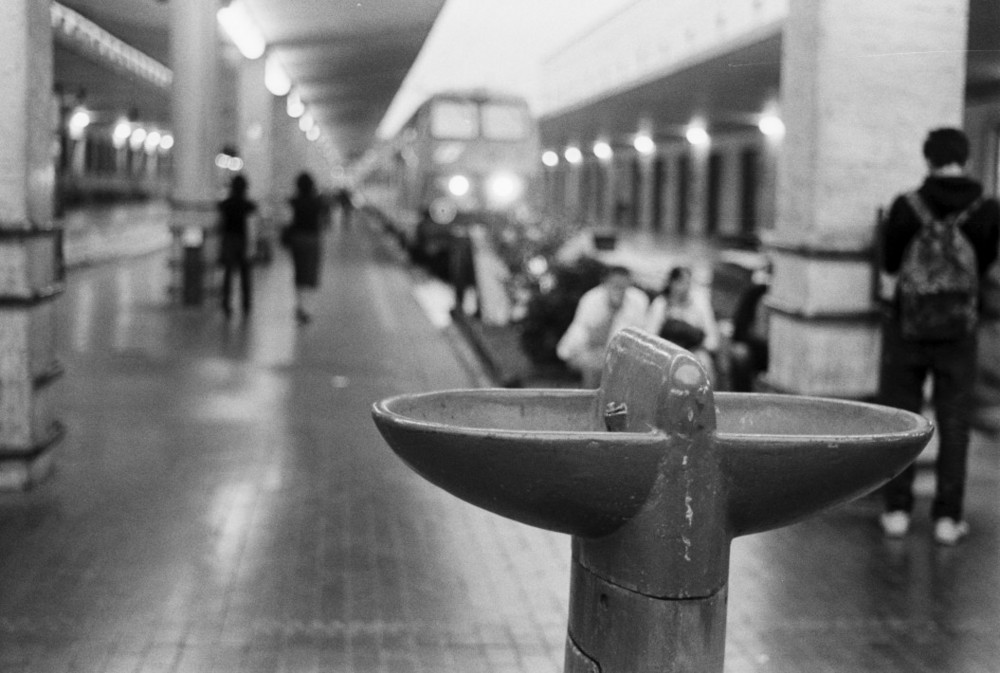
[645,265,720,379]
[557,265,650,388]
[728,266,771,392]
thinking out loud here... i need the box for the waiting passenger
[877,127,1000,545]
[645,265,720,380]
[556,265,649,388]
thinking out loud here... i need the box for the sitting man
[556,265,649,387]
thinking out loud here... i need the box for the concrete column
[238,58,276,221]
[765,0,969,397]
[637,154,654,232]
[686,143,710,236]
[565,158,581,223]
[663,152,681,235]
[717,145,741,238]
[168,0,220,297]
[602,158,617,227]
[0,0,63,488]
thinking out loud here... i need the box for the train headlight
[447,174,471,197]
[486,172,523,206]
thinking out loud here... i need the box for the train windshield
[430,101,478,139]
[481,103,529,140]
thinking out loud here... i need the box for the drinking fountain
[372,328,932,672]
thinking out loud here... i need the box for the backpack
[896,191,983,341]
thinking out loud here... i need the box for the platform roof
[54,0,446,163]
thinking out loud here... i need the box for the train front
[414,94,540,265]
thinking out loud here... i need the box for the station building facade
[536,0,1000,400]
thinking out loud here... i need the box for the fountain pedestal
[373,328,932,672]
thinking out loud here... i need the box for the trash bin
[181,226,205,306]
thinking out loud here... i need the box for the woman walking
[286,172,325,323]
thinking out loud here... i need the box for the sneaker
[880,510,911,538]
[933,518,969,546]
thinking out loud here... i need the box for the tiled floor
[0,209,997,672]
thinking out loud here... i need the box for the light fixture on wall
[685,122,710,146]
[593,140,613,160]
[67,108,91,140]
[633,134,655,155]
[758,113,785,138]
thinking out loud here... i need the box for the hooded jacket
[882,175,1000,276]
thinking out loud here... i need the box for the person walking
[217,174,257,317]
[877,127,1000,545]
[556,265,649,388]
[286,172,325,324]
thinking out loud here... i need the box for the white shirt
[556,285,650,362]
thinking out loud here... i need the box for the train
[355,89,541,267]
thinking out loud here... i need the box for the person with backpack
[877,127,1000,545]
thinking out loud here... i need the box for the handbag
[658,317,705,350]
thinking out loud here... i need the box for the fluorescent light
[217,0,265,60]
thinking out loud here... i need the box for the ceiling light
[217,0,265,60]
[541,150,559,167]
[593,141,613,160]
[564,146,582,164]
[286,90,305,118]
[265,53,291,96]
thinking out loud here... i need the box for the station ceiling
[53,0,1000,165]
[54,0,446,163]
[540,0,1000,147]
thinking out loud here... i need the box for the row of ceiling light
[218,0,334,157]
[67,109,174,153]
[542,114,786,167]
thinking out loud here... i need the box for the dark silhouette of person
[287,172,325,323]
[217,174,257,317]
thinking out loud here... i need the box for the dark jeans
[879,315,976,520]
[221,261,252,312]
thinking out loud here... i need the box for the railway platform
[0,206,997,672]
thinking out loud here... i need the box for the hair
[230,174,248,195]
[663,265,691,294]
[295,171,316,195]
[922,128,969,168]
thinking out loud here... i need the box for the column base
[0,422,64,490]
